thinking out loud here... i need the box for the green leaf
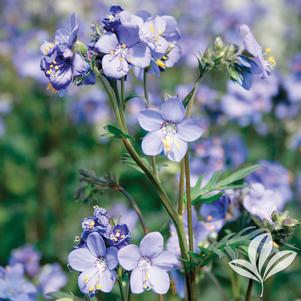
[124,94,140,103]
[217,164,260,188]
[183,87,196,108]
[104,124,134,140]
[192,192,223,205]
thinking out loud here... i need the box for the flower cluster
[0,245,66,300]
[69,206,177,297]
[40,14,95,95]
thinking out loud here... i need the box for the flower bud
[214,37,224,50]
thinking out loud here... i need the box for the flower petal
[87,232,106,258]
[127,43,151,68]
[102,54,129,79]
[106,247,118,270]
[68,248,96,271]
[166,135,187,162]
[95,33,119,54]
[78,267,99,294]
[130,267,144,294]
[98,269,117,293]
[160,98,185,123]
[118,244,141,271]
[141,130,163,156]
[177,119,203,142]
[138,109,164,131]
[149,266,170,294]
[151,251,178,271]
[140,232,163,258]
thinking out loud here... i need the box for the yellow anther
[50,64,54,68]
[121,235,125,239]
[46,70,51,75]
[162,55,168,60]
[121,43,127,49]
[162,136,173,152]
[84,276,89,284]
[110,50,115,55]
[155,59,166,69]
[145,272,149,280]
[89,220,95,229]
[96,284,101,289]
[89,286,94,292]
[268,56,276,66]
[108,15,114,21]
[55,65,59,70]
[149,24,155,34]
[265,48,272,53]
[207,215,213,222]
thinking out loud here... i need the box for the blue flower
[95,25,151,78]
[9,245,41,278]
[240,24,276,79]
[200,196,230,231]
[118,232,177,294]
[37,263,67,296]
[0,264,37,301]
[105,224,131,249]
[243,183,279,221]
[139,16,180,54]
[68,232,118,295]
[102,6,124,32]
[40,14,95,93]
[138,97,203,162]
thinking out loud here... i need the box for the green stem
[178,159,185,216]
[97,70,194,300]
[245,279,253,301]
[184,153,194,252]
[118,279,126,301]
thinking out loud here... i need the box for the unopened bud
[214,37,224,50]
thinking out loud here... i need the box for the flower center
[161,121,177,153]
[95,257,107,272]
[112,44,128,59]
[138,257,152,290]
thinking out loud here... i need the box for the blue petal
[165,135,187,162]
[160,97,185,123]
[118,244,141,271]
[95,33,119,54]
[130,267,144,294]
[138,109,164,131]
[102,54,129,79]
[87,232,106,258]
[98,269,117,293]
[140,232,163,259]
[105,247,119,270]
[177,119,203,142]
[149,266,170,294]
[68,248,95,271]
[127,43,151,68]
[141,130,163,156]
[117,25,140,48]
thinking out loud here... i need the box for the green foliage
[189,227,266,268]
[190,164,260,205]
[104,124,134,140]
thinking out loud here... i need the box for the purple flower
[139,16,179,54]
[102,6,124,32]
[247,160,292,208]
[200,196,230,231]
[68,232,118,295]
[240,24,275,79]
[243,183,279,221]
[0,264,37,301]
[40,14,95,93]
[138,97,203,162]
[118,232,177,294]
[95,25,151,78]
[9,245,41,278]
[37,263,67,296]
[105,224,131,249]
